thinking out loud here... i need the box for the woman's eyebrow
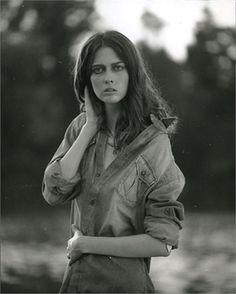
[112,61,124,65]
[92,64,104,67]
[92,61,124,67]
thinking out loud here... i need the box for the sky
[94,0,235,61]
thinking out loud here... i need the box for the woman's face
[90,47,129,104]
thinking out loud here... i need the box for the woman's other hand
[84,87,99,128]
[67,224,84,265]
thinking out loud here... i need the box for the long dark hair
[74,30,177,150]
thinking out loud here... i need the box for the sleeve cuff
[44,159,81,194]
[144,215,181,248]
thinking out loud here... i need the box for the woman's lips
[104,88,117,93]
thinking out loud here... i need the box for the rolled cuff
[44,159,81,195]
[144,203,184,248]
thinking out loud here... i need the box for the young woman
[42,30,185,293]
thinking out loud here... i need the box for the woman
[42,30,185,293]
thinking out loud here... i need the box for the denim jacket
[42,112,185,293]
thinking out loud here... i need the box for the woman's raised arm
[59,87,98,180]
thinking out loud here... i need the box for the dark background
[1,1,235,293]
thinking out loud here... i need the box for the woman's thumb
[72,224,79,234]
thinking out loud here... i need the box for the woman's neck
[105,103,121,135]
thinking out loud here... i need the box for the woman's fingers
[71,224,83,236]
[69,250,83,266]
[84,86,98,126]
[84,86,89,100]
[71,224,79,234]
[84,87,93,111]
[66,225,84,261]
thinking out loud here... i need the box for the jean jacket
[42,112,185,293]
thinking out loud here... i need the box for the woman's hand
[67,224,84,265]
[84,87,99,128]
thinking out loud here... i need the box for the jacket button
[96,172,101,177]
[164,208,171,215]
[90,199,95,205]
[141,170,146,176]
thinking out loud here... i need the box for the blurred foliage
[1,0,96,212]
[139,8,235,211]
[1,2,235,213]
[141,10,164,32]
[179,9,235,210]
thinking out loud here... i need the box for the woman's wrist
[83,122,98,136]
[78,235,91,254]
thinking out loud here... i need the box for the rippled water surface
[1,211,235,293]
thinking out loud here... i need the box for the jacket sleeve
[144,136,185,249]
[42,113,86,206]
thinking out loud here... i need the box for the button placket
[82,203,95,235]
[90,199,96,206]
[93,131,107,183]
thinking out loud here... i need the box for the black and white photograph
[1,0,235,293]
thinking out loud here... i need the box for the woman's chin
[99,94,125,104]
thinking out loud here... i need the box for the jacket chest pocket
[117,156,156,207]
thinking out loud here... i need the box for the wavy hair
[74,31,177,150]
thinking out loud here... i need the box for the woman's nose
[104,70,114,84]
[105,78,114,84]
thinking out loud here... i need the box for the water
[1,211,235,293]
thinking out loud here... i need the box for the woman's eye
[92,67,103,74]
[114,64,125,71]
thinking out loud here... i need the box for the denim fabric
[59,255,154,293]
[42,112,185,293]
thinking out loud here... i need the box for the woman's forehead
[92,47,122,65]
